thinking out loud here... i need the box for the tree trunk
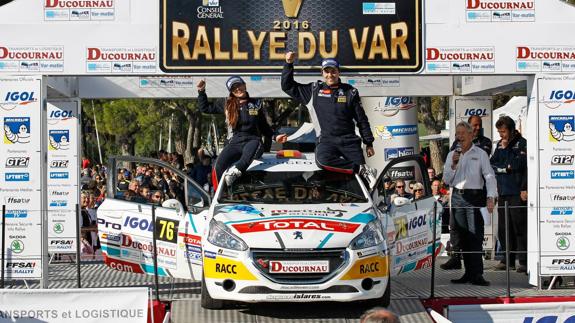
[193,112,202,149]
[184,114,195,164]
[418,97,448,173]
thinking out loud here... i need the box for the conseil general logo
[282,0,303,17]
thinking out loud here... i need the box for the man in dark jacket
[490,116,527,272]
[441,114,493,270]
[281,52,377,186]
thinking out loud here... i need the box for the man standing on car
[281,52,377,186]
[442,114,493,270]
[443,121,497,286]
[490,116,528,273]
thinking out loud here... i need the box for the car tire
[201,275,226,309]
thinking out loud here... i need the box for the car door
[370,155,442,276]
[97,156,210,281]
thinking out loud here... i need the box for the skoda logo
[557,236,570,251]
[53,223,64,234]
[10,239,24,254]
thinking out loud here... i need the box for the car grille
[251,248,348,284]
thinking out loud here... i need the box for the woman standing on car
[197,77,287,187]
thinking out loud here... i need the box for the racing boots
[359,164,377,188]
[224,166,242,186]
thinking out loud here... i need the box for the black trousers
[497,195,527,266]
[451,191,485,278]
[315,135,365,174]
[214,137,263,181]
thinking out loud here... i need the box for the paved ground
[4,257,574,323]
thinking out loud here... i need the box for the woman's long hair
[225,93,240,128]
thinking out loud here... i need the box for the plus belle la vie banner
[160,0,422,74]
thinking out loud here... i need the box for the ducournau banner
[160,0,423,74]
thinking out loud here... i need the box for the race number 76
[156,218,179,243]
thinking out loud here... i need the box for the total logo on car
[97,152,440,309]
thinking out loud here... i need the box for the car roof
[246,153,322,172]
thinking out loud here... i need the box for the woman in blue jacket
[197,76,287,187]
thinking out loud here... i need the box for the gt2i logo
[5,157,29,168]
[3,117,30,144]
[0,91,37,110]
[49,130,70,150]
[551,155,574,165]
[549,115,575,142]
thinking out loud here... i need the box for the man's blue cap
[226,76,246,92]
[321,58,339,70]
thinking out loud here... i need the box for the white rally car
[97,152,440,309]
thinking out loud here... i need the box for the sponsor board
[517,47,575,73]
[388,166,415,180]
[551,170,575,180]
[44,0,115,21]
[3,117,30,144]
[5,157,30,168]
[549,115,575,142]
[161,0,422,74]
[341,255,388,279]
[426,47,495,73]
[139,77,195,88]
[374,125,417,140]
[4,172,29,182]
[231,219,360,234]
[86,47,156,74]
[0,46,64,73]
[347,77,400,88]
[466,0,535,22]
[372,97,416,117]
[551,207,574,216]
[203,256,257,280]
[384,147,415,161]
[395,234,428,255]
[551,155,575,165]
[269,260,329,274]
[48,129,70,151]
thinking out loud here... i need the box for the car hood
[212,203,377,249]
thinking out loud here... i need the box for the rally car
[97,152,440,309]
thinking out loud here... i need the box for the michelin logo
[3,117,30,144]
[549,116,575,142]
[49,130,70,150]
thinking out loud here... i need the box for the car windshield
[219,170,368,204]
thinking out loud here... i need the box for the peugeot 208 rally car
[97,152,439,309]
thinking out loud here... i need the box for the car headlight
[207,219,248,251]
[349,219,384,250]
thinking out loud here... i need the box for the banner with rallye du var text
[160,0,423,74]
[537,74,575,276]
[47,101,80,254]
[0,76,44,279]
